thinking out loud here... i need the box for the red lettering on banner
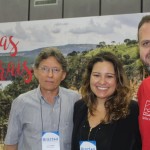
[0,60,32,83]
[0,60,5,80]
[0,36,8,50]
[0,35,33,83]
[9,36,19,57]
[22,61,32,84]
[0,35,19,56]
[6,62,15,76]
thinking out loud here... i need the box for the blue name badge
[42,131,60,150]
[80,141,96,150]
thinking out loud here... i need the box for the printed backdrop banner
[0,12,150,90]
[0,12,150,145]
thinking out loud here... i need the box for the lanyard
[40,97,61,132]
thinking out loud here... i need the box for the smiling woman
[71,51,142,150]
[90,61,117,104]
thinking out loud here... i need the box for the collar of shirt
[37,85,61,105]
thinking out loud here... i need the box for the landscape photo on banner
[0,12,150,147]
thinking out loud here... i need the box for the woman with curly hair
[71,51,141,150]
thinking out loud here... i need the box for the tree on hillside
[66,55,88,90]
[0,91,12,121]
[123,54,130,65]
[124,39,131,44]
[124,39,137,45]
[111,41,116,44]
[0,90,12,141]
[67,51,78,56]
[4,75,38,100]
[96,41,106,48]
[82,50,88,55]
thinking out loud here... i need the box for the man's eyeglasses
[38,66,62,74]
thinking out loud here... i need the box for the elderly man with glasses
[4,47,80,150]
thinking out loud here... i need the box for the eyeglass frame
[38,66,63,74]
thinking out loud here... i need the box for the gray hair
[34,47,67,72]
